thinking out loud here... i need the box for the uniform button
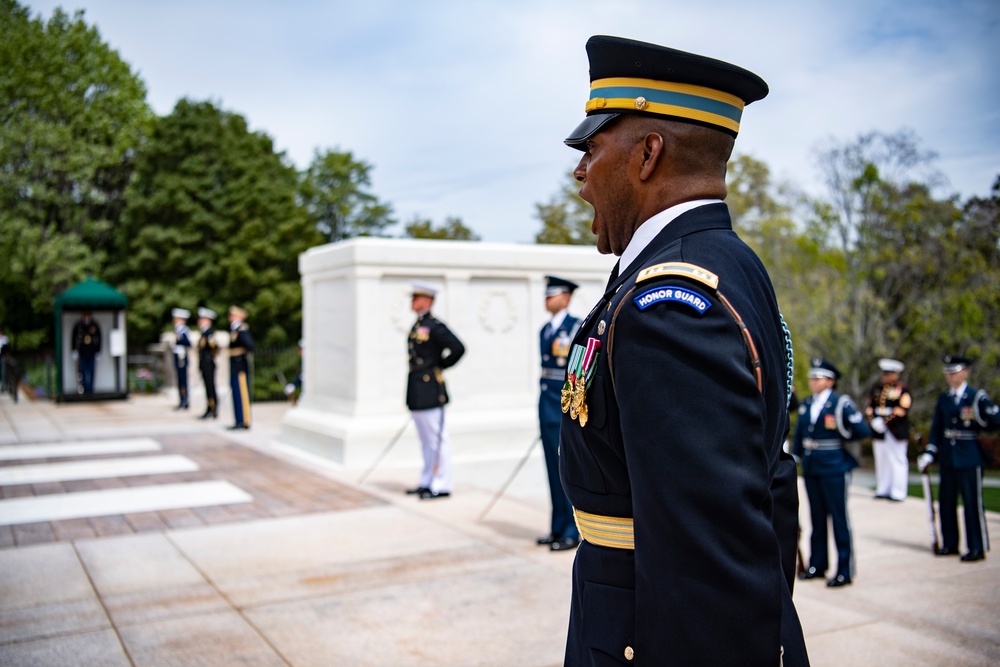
[624,646,634,661]
[423,374,429,382]
[543,355,549,361]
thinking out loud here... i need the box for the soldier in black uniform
[558,36,807,665]
[406,282,465,500]
[196,308,219,419]
[227,306,255,430]
[865,358,912,501]
[171,308,192,410]
[71,310,101,394]
[918,355,1000,562]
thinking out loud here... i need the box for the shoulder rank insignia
[633,285,711,314]
[636,262,719,290]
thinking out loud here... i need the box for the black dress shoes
[550,537,580,552]
[419,490,451,500]
[797,566,825,580]
[536,534,557,546]
[199,410,213,420]
[960,550,985,562]
[405,487,430,495]
[826,574,852,588]
[226,424,248,431]
[935,546,960,556]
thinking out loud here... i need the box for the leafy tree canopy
[403,215,480,240]
[0,0,151,348]
[110,99,323,348]
[299,148,395,243]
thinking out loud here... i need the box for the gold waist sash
[574,508,635,550]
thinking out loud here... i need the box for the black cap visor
[564,113,620,151]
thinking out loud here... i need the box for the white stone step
[0,481,253,526]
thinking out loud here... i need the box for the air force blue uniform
[540,311,580,544]
[925,382,1000,556]
[793,384,871,581]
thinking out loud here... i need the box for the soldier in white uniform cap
[405,281,465,500]
[865,358,912,501]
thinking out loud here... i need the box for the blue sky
[24,0,1000,243]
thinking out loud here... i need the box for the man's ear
[638,132,665,181]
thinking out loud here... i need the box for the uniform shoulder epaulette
[635,262,719,290]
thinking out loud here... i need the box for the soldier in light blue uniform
[794,358,871,587]
[172,308,192,410]
[537,276,581,551]
[918,355,1000,562]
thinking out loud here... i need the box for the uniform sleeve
[435,323,465,369]
[241,328,255,353]
[610,280,782,664]
[841,398,872,439]
[976,391,1000,429]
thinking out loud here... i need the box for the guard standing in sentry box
[557,35,807,666]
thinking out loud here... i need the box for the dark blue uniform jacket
[558,203,806,666]
[927,386,1000,469]
[540,314,580,424]
[406,313,465,411]
[793,392,871,477]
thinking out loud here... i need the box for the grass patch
[908,482,1000,513]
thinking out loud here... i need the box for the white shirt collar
[952,382,968,397]
[618,199,722,274]
[548,308,568,331]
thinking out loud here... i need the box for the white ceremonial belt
[803,438,841,450]
[541,368,566,381]
[944,429,977,440]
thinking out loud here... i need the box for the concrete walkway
[1,392,998,666]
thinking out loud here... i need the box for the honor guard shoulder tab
[635,262,719,290]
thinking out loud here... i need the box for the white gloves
[917,453,934,472]
[71,351,79,362]
[284,383,296,395]
[871,417,886,434]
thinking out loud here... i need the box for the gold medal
[597,320,606,335]
[561,382,573,413]
[578,401,589,427]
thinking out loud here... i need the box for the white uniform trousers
[873,429,909,501]
[411,407,452,493]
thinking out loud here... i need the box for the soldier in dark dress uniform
[558,36,808,666]
[793,358,872,588]
[865,358,912,501]
[537,276,582,552]
[171,308,192,410]
[196,308,219,419]
[71,310,101,394]
[406,282,465,500]
[918,355,1000,562]
[227,306,255,430]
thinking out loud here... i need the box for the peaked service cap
[565,35,769,150]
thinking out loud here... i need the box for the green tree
[299,148,395,242]
[403,215,480,240]
[0,1,151,347]
[111,99,323,348]
[534,169,595,245]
